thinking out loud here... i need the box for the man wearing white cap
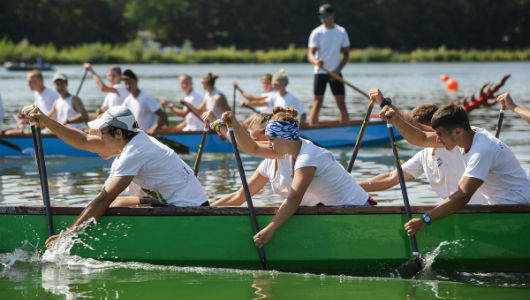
[48,72,88,130]
[22,105,208,248]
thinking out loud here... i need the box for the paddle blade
[153,135,189,154]
[393,257,423,279]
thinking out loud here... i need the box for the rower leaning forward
[22,105,208,248]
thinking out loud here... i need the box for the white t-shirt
[258,156,320,206]
[183,90,204,131]
[123,90,161,131]
[402,147,488,204]
[102,84,129,109]
[54,95,83,130]
[461,129,529,204]
[271,92,305,116]
[255,90,278,114]
[308,24,350,74]
[292,139,368,205]
[204,88,226,118]
[107,131,207,206]
[34,87,59,116]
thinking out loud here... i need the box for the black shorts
[313,73,345,96]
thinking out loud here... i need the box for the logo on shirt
[436,158,443,167]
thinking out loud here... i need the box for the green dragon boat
[0,205,528,275]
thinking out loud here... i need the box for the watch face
[423,215,431,223]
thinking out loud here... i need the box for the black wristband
[380,97,392,108]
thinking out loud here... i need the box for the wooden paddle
[494,104,505,138]
[385,117,422,272]
[320,67,373,170]
[226,122,268,270]
[30,124,54,237]
[193,125,208,176]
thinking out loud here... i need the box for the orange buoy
[440,74,449,82]
[446,79,458,91]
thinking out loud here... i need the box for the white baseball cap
[88,106,139,132]
[52,72,68,82]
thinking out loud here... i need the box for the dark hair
[108,65,122,75]
[202,72,219,86]
[122,69,138,82]
[410,103,439,126]
[319,3,334,14]
[107,124,139,140]
[431,104,471,132]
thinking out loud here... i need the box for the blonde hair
[261,73,273,82]
[248,113,272,132]
[271,106,298,122]
[179,74,192,82]
[272,69,288,86]
[27,69,43,80]
[202,72,219,86]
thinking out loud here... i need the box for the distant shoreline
[2,38,529,64]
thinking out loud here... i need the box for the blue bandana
[265,120,300,140]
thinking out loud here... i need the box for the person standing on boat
[373,90,530,236]
[47,72,88,129]
[308,3,350,126]
[496,93,530,124]
[183,72,231,120]
[159,74,204,131]
[208,107,370,247]
[21,105,209,248]
[243,70,306,124]
[359,103,488,205]
[83,63,129,117]
[121,69,167,134]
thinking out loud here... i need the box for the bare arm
[338,47,349,71]
[253,166,316,247]
[212,170,269,206]
[233,82,267,102]
[214,94,231,114]
[67,96,89,124]
[497,93,530,124]
[45,175,133,248]
[22,105,110,156]
[359,170,414,192]
[307,47,322,67]
[84,63,118,94]
[160,98,188,118]
[404,176,483,236]
[147,109,168,134]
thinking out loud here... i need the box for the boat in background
[0,205,528,275]
[3,58,54,71]
[0,120,402,156]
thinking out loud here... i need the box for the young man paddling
[159,74,204,131]
[47,72,88,129]
[121,69,167,134]
[360,103,488,204]
[372,89,529,236]
[308,3,350,125]
[22,105,208,248]
[83,63,129,117]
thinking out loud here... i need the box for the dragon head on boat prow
[453,74,511,113]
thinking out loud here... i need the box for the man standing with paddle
[308,3,350,126]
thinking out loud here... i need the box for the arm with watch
[404,176,484,236]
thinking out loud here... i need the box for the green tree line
[1,0,529,49]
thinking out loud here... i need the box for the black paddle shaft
[30,125,54,237]
[347,98,375,173]
[228,128,268,270]
[387,122,422,271]
[75,69,89,97]
[494,109,504,138]
[193,127,208,176]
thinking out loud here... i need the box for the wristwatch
[380,97,392,108]
[422,213,432,225]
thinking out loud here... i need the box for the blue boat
[0,120,401,156]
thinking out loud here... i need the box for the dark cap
[122,69,138,81]
[319,4,334,14]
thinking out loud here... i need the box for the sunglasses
[318,14,328,20]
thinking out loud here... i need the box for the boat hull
[0,121,401,156]
[0,205,528,275]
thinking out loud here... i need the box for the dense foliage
[2,0,529,50]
